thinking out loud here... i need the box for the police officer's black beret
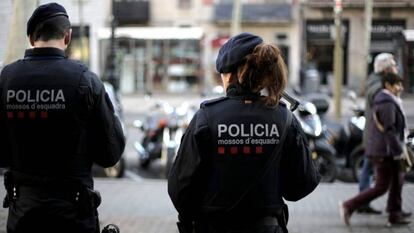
[27,3,69,36]
[216,33,263,74]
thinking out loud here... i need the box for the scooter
[322,93,365,181]
[295,100,337,182]
[133,101,196,178]
[303,91,365,182]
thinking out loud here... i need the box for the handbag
[373,111,414,172]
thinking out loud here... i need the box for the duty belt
[14,185,82,203]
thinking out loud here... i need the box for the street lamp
[333,0,343,120]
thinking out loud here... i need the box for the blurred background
[1,0,414,96]
[1,1,414,233]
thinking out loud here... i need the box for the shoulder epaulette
[200,96,229,108]
[68,59,88,72]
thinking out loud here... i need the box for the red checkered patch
[230,147,238,155]
[218,147,225,154]
[243,146,251,154]
[256,146,263,154]
[7,112,13,119]
[40,111,48,119]
[29,112,36,119]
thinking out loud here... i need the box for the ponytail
[236,43,288,107]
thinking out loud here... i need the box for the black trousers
[194,224,283,233]
[7,198,99,233]
[194,217,283,233]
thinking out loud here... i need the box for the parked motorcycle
[295,100,337,182]
[133,101,196,178]
[405,132,414,182]
[92,82,126,178]
[318,92,365,182]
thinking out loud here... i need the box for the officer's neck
[33,39,67,51]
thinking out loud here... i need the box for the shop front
[305,20,349,89]
[98,27,203,94]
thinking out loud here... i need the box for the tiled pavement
[0,178,413,233]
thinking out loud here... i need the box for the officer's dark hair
[233,43,287,107]
[381,72,402,88]
[31,16,71,42]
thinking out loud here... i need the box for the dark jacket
[0,47,125,233]
[363,73,382,146]
[0,47,125,187]
[365,90,405,158]
[168,87,320,223]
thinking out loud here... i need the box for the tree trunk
[4,0,37,65]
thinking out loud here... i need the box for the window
[178,0,192,8]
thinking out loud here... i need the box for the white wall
[0,0,13,67]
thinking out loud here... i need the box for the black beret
[27,3,69,36]
[216,32,263,73]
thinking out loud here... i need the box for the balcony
[307,0,414,8]
[213,3,292,24]
[113,0,149,25]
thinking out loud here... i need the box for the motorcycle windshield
[302,115,322,137]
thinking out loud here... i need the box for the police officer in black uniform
[0,3,125,233]
[168,33,320,233]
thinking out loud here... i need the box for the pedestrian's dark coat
[363,72,382,146]
[366,90,405,158]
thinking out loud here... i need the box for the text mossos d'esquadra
[6,89,66,110]
[217,123,280,145]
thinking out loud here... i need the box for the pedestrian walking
[357,53,398,215]
[168,32,320,233]
[340,73,411,226]
[0,3,125,233]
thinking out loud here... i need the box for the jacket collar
[226,84,261,100]
[24,47,67,59]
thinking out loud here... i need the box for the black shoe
[386,210,412,218]
[387,217,411,227]
[401,210,412,218]
[356,206,382,215]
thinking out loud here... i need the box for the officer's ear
[64,29,72,46]
[29,35,35,47]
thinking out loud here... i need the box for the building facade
[2,0,414,93]
[305,0,414,92]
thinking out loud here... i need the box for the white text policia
[7,89,65,103]
[218,124,279,138]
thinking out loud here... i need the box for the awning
[98,27,204,40]
[402,30,414,42]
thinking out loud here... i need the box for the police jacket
[0,47,125,188]
[168,86,320,221]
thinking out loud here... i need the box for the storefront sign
[371,20,406,39]
[306,20,349,40]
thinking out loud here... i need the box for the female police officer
[168,33,320,233]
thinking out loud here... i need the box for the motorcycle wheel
[352,151,364,182]
[139,158,151,169]
[313,151,336,183]
[104,158,125,178]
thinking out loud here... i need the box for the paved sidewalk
[0,178,413,233]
